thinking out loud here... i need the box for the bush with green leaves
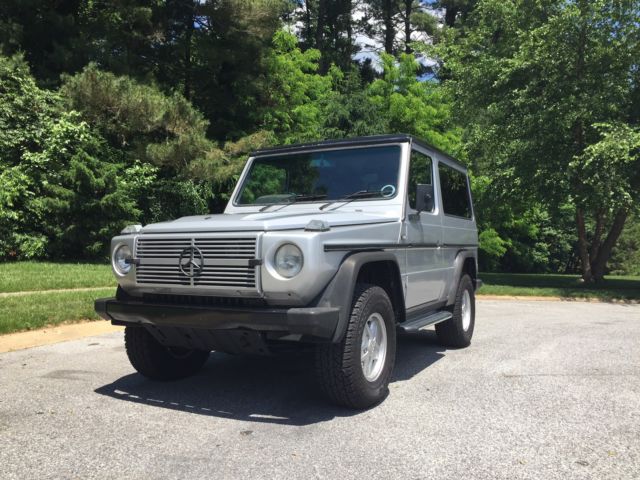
[0,55,138,260]
[61,64,214,170]
[21,114,140,259]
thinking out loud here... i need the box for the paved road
[1,300,639,480]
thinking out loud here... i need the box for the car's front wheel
[124,326,210,380]
[315,284,397,409]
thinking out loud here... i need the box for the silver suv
[96,134,480,408]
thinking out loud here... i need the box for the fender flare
[314,250,404,343]
[445,249,477,306]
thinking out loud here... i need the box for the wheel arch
[315,251,405,343]
[445,250,478,306]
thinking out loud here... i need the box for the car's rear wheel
[435,274,475,348]
[315,284,396,409]
[124,326,210,380]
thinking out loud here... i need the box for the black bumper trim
[95,298,340,340]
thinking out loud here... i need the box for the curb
[477,294,639,304]
[0,286,114,298]
[0,321,123,353]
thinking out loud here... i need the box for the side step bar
[397,310,452,333]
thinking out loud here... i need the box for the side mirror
[415,184,434,213]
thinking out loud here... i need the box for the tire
[315,284,397,409]
[124,326,210,380]
[435,274,475,348]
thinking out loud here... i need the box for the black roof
[250,134,467,170]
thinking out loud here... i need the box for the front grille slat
[135,235,258,291]
[142,293,267,308]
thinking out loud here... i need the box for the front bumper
[95,297,340,341]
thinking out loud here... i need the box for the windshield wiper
[319,190,383,211]
[259,194,327,212]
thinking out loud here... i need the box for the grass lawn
[0,262,638,336]
[480,273,640,301]
[0,262,115,334]
[0,288,115,335]
[0,262,114,293]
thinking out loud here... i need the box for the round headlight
[274,243,303,278]
[113,244,133,275]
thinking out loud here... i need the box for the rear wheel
[124,326,210,380]
[435,274,475,348]
[315,284,397,409]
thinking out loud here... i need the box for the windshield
[235,145,401,206]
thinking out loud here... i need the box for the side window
[408,150,433,211]
[438,163,472,219]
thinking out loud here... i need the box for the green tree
[439,0,640,281]
[319,67,388,138]
[297,0,355,72]
[79,0,162,80]
[367,53,460,152]
[179,0,287,139]
[0,54,140,259]
[258,31,332,143]
[61,64,213,171]
[186,130,275,210]
[0,53,63,258]
[364,0,400,54]
[21,115,140,258]
[399,0,439,53]
[472,174,577,273]
[434,0,477,28]
[572,124,640,279]
[0,0,86,86]
[608,214,640,276]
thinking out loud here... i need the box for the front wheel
[435,274,475,348]
[315,284,397,409]
[124,326,210,380]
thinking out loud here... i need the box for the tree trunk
[589,209,605,264]
[404,0,412,53]
[303,0,313,48]
[346,0,352,48]
[383,0,395,54]
[576,207,592,282]
[572,16,589,282]
[444,6,459,27]
[591,208,628,281]
[183,3,194,101]
[316,0,327,71]
[343,0,353,70]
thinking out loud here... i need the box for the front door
[404,148,446,309]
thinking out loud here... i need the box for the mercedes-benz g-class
[96,134,480,409]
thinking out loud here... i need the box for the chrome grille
[135,236,258,290]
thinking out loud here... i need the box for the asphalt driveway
[1,300,639,479]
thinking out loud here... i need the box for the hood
[140,209,400,234]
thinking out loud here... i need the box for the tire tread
[124,326,209,380]
[435,274,474,348]
[316,284,395,408]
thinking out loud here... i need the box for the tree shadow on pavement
[94,331,445,426]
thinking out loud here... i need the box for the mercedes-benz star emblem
[178,246,204,278]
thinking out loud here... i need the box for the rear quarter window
[439,163,472,219]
